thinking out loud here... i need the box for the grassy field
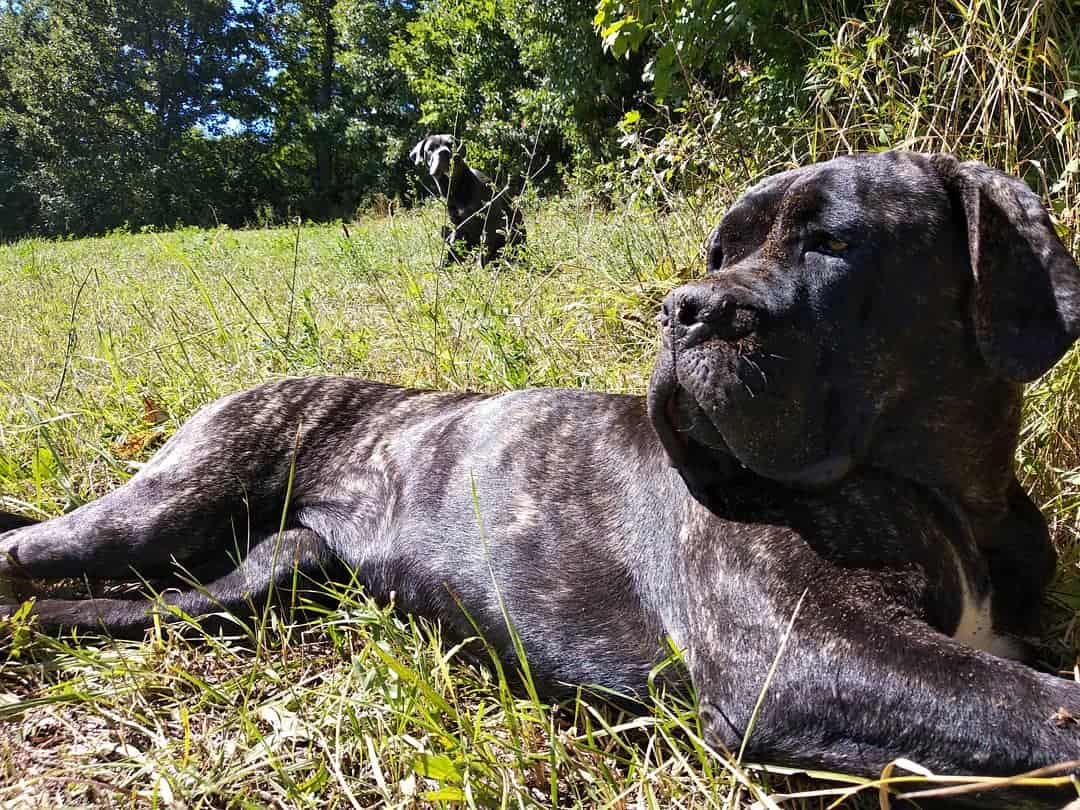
[0,190,1078,808]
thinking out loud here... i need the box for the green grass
[0,190,1078,808]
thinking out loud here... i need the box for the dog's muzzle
[660,285,763,349]
[647,283,754,493]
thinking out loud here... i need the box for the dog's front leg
[441,225,465,265]
[682,547,1080,789]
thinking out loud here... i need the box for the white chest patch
[951,560,1026,660]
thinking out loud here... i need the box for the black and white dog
[409,134,525,264]
[3,151,1080,802]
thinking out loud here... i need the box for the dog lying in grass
[409,134,525,265]
[2,151,1080,805]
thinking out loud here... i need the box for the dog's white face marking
[409,136,454,179]
[951,557,1026,660]
[427,146,450,178]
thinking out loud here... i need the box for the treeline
[0,0,644,238]
[1,0,1076,240]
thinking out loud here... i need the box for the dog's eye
[807,234,849,257]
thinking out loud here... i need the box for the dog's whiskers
[736,372,756,399]
[743,356,768,388]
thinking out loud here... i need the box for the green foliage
[502,0,647,163]
[263,0,422,219]
[389,0,540,176]
[0,0,643,237]
[800,2,1079,176]
[388,0,641,183]
[1,0,1077,255]
[335,0,421,203]
[0,0,272,236]
[594,0,806,102]
[593,0,1078,227]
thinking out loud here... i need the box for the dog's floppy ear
[409,139,426,167]
[934,153,1080,381]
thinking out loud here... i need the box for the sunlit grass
[0,186,1076,808]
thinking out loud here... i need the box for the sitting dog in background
[4,152,1080,804]
[409,134,525,264]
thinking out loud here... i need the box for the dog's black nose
[661,286,761,346]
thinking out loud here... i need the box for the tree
[502,0,646,164]
[389,0,642,184]
[335,0,420,201]
[267,0,420,218]
[0,0,271,236]
[390,0,527,174]
[265,0,341,217]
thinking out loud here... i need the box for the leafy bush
[593,0,1078,233]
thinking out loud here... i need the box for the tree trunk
[314,0,336,218]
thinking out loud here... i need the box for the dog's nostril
[715,297,736,323]
[676,297,699,326]
[667,288,761,346]
[676,293,736,327]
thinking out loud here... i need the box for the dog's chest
[950,569,1026,660]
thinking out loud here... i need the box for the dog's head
[648,151,1080,496]
[409,134,463,180]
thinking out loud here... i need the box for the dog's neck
[432,172,451,198]
[872,375,1023,532]
[433,161,471,198]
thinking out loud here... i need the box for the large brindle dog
[3,151,1080,798]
